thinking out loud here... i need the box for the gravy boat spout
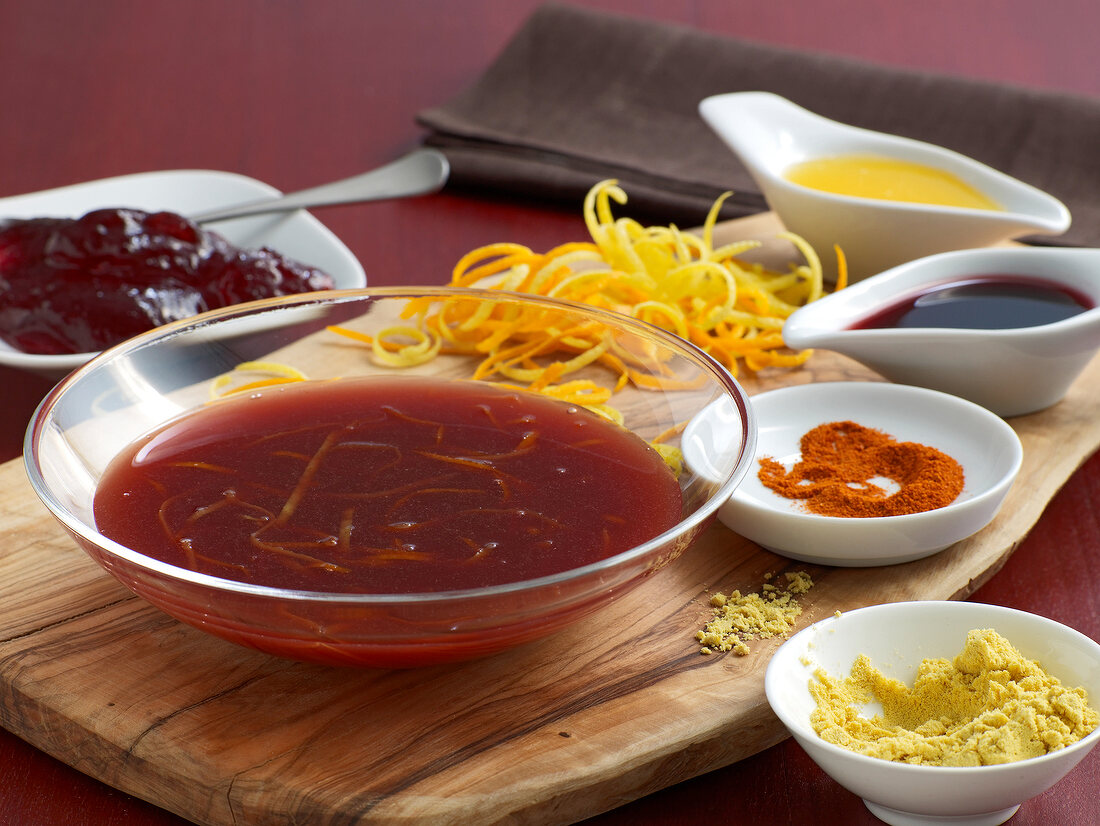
[782,247,1100,417]
[699,92,1071,282]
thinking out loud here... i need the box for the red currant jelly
[0,207,335,355]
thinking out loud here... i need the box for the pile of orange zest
[210,360,308,399]
[425,179,845,377]
[316,181,847,478]
[392,295,638,423]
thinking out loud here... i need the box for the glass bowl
[24,287,756,668]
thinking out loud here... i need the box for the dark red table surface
[2,2,1099,824]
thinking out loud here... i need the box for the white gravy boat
[781,246,1100,417]
[699,92,1071,282]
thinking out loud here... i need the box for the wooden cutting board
[2,215,1100,826]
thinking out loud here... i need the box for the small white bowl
[0,170,366,378]
[765,600,1100,825]
[698,91,1071,282]
[683,382,1022,566]
[782,247,1100,417]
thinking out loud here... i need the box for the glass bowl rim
[25,285,758,606]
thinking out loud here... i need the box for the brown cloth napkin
[418,2,1100,247]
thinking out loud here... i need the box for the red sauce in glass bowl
[92,375,683,595]
[0,207,334,355]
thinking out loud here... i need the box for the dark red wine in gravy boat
[850,275,1092,331]
[93,376,683,594]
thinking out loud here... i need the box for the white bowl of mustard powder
[765,600,1100,826]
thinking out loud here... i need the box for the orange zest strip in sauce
[276,429,344,525]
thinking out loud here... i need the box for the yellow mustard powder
[697,571,813,655]
[809,628,1099,766]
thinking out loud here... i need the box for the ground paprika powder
[757,420,964,518]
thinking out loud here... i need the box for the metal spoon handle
[193,147,449,224]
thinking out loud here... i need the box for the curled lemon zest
[328,324,443,368]
[370,325,443,367]
[210,361,308,399]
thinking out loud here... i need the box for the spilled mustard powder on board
[809,628,1099,766]
[697,571,813,655]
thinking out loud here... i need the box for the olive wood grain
[2,216,1099,825]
